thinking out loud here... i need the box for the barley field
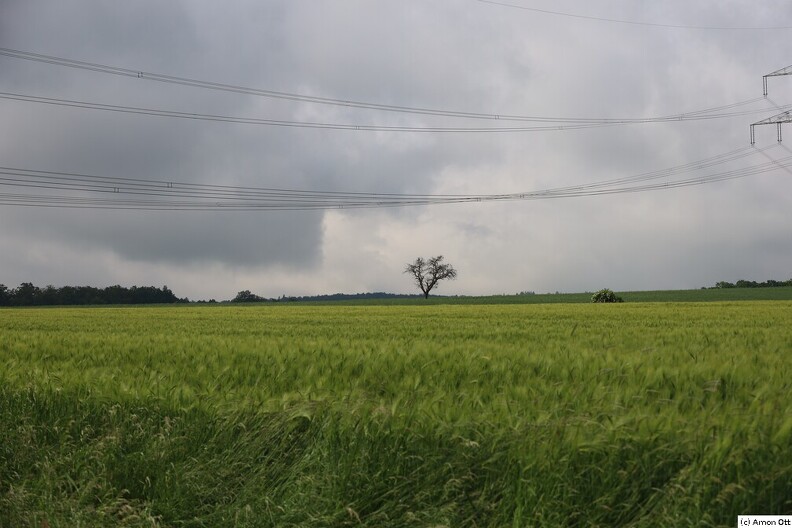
[1,302,791,527]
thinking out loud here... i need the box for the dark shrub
[592,289,624,303]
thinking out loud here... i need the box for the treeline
[712,279,792,289]
[231,290,417,303]
[0,283,187,306]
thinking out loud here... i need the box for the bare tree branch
[404,255,457,299]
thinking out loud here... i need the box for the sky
[1,0,791,300]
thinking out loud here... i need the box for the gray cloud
[1,0,791,298]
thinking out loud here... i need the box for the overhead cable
[0,47,779,125]
[2,92,786,133]
[0,145,785,211]
[473,0,792,30]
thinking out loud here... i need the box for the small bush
[592,289,624,303]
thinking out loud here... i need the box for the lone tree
[404,255,458,299]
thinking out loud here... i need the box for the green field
[2,302,791,526]
[296,287,792,305]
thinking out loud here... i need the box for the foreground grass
[1,303,791,526]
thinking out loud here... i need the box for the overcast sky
[1,0,791,300]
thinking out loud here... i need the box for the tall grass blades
[1,302,791,526]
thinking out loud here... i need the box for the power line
[0,47,780,126]
[0,145,785,211]
[1,92,785,133]
[473,0,792,30]
[0,145,764,200]
[0,46,558,122]
[0,92,612,133]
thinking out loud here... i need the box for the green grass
[1,302,791,526]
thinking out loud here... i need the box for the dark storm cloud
[0,0,518,275]
[1,0,792,298]
[0,1,506,269]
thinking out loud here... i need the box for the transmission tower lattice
[763,65,792,96]
[751,65,792,144]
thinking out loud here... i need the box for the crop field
[287,287,792,305]
[1,302,791,527]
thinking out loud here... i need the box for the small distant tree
[404,255,458,299]
[592,288,623,303]
[232,290,264,303]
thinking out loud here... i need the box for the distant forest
[0,283,186,306]
[231,290,418,303]
[711,279,792,289]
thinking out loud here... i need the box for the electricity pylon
[751,65,792,144]
[750,110,792,144]
[763,65,792,96]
